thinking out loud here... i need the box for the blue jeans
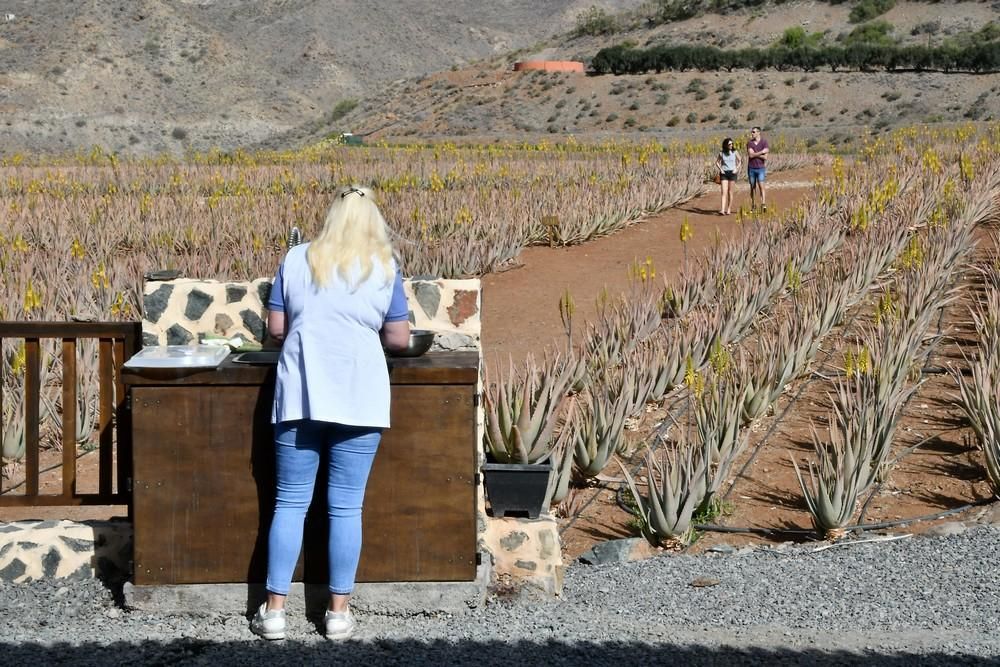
[266,420,381,596]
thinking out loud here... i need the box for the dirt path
[481,168,824,370]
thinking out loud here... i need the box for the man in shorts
[747,127,769,212]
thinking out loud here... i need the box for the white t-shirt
[269,244,399,428]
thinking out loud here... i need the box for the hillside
[1,0,997,156]
[315,1,999,148]
[0,0,646,155]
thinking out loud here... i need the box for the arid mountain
[0,0,646,155]
[312,1,999,149]
[1,0,997,156]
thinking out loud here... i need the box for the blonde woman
[715,137,743,215]
[253,185,410,641]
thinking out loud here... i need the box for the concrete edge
[124,559,492,616]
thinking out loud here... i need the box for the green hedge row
[591,42,1000,74]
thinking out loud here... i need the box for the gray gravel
[3,526,1000,666]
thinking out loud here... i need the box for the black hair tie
[341,187,365,199]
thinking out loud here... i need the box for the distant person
[747,126,769,212]
[253,185,410,641]
[715,137,742,216]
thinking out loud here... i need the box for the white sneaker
[324,609,356,640]
[250,602,286,640]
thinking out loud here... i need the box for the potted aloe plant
[482,353,580,519]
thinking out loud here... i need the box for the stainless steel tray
[231,350,281,365]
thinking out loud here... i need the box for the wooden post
[541,215,560,247]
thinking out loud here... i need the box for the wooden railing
[0,322,141,509]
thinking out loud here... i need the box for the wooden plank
[0,335,4,495]
[130,373,478,585]
[131,384,274,585]
[98,339,114,498]
[0,494,130,507]
[119,331,139,519]
[120,351,480,387]
[0,322,140,338]
[62,339,77,498]
[114,338,127,497]
[355,384,478,581]
[24,338,40,498]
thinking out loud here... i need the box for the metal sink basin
[231,350,280,365]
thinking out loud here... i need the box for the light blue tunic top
[267,243,408,428]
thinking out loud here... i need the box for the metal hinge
[126,477,132,493]
[473,392,481,408]
[474,472,481,486]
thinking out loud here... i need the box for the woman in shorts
[715,137,742,215]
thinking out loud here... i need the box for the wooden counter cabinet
[123,351,480,587]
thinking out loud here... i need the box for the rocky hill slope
[316,1,999,149]
[1,0,997,155]
[0,0,645,155]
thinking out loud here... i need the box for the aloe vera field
[4,126,1000,561]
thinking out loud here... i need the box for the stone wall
[480,515,564,597]
[141,276,481,351]
[0,520,131,583]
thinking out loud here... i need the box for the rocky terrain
[0,0,997,155]
[0,0,645,155]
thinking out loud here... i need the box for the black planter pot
[482,462,552,519]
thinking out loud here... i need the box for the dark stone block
[240,309,265,341]
[226,284,248,304]
[0,558,26,581]
[257,281,272,306]
[499,531,528,551]
[0,524,21,533]
[514,559,537,571]
[42,547,60,578]
[184,289,214,321]
[142,332,160,347]
[215,313,234,334]
[413,282,441,320]
[165,324,194,345]
[0,543,12,559]
[35,520,57,529]
[59,536,94,553]
[143,284,174,324]
[16,541,38,549]
[67,562,92,580]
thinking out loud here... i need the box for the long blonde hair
[306,185,394,289]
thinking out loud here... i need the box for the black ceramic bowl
[391,329,435,357]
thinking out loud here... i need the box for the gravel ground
[3,526,1000,666]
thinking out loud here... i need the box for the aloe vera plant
[619,442,708,546]
[572,388,629,479]
[483,354,573,464]
[954,358,1000,496]
[545,406,578,507]
[953,259,1000,497]
[791,416,873,540]
[2,394,27,460]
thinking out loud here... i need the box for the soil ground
[3,166,994,568]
